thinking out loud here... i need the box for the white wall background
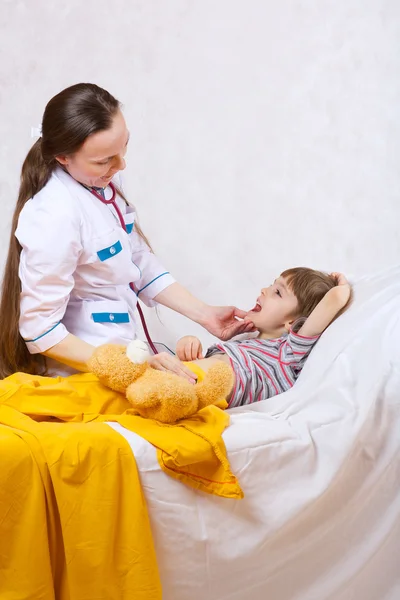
[1,0,400,349]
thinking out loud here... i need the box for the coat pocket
[64,299,136,346]
[82,228,140,286]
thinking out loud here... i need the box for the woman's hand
[148,352,197,384]
[201,306,256,341]
[176,336,204,361]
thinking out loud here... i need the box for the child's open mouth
[250,302,262,313]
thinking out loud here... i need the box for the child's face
[245,276,299,335]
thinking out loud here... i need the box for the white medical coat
[16,167,175,358]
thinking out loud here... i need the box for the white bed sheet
[108,264,400,600]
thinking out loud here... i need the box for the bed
[108,264,400,600]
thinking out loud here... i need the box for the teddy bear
[87,340,234,423]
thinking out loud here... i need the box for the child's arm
[298,273,352,338]
[176,336,204,361]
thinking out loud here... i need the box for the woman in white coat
[0,83,252,378]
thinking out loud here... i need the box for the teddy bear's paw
[126,369,199,423]
[195,362,234,410]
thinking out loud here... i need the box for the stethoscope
[89,182,159,355]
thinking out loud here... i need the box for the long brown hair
[0,83,148,378]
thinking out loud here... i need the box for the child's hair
[281,267,336,318]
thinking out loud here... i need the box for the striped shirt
[205,327,320,407]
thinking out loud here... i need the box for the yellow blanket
[0,372,243,599]
[0,406,161,600]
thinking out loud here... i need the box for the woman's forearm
[43,334,96,372]
[154,283,210,325]
[155,282,252,340]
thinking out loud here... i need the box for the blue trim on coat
[137,272,169,295]
[25,321,61,342]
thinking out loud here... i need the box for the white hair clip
[31,125,42,138]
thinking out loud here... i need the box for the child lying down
[176,268,352,407]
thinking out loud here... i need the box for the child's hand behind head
[330,272,350,287]
[329,272,353,314]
